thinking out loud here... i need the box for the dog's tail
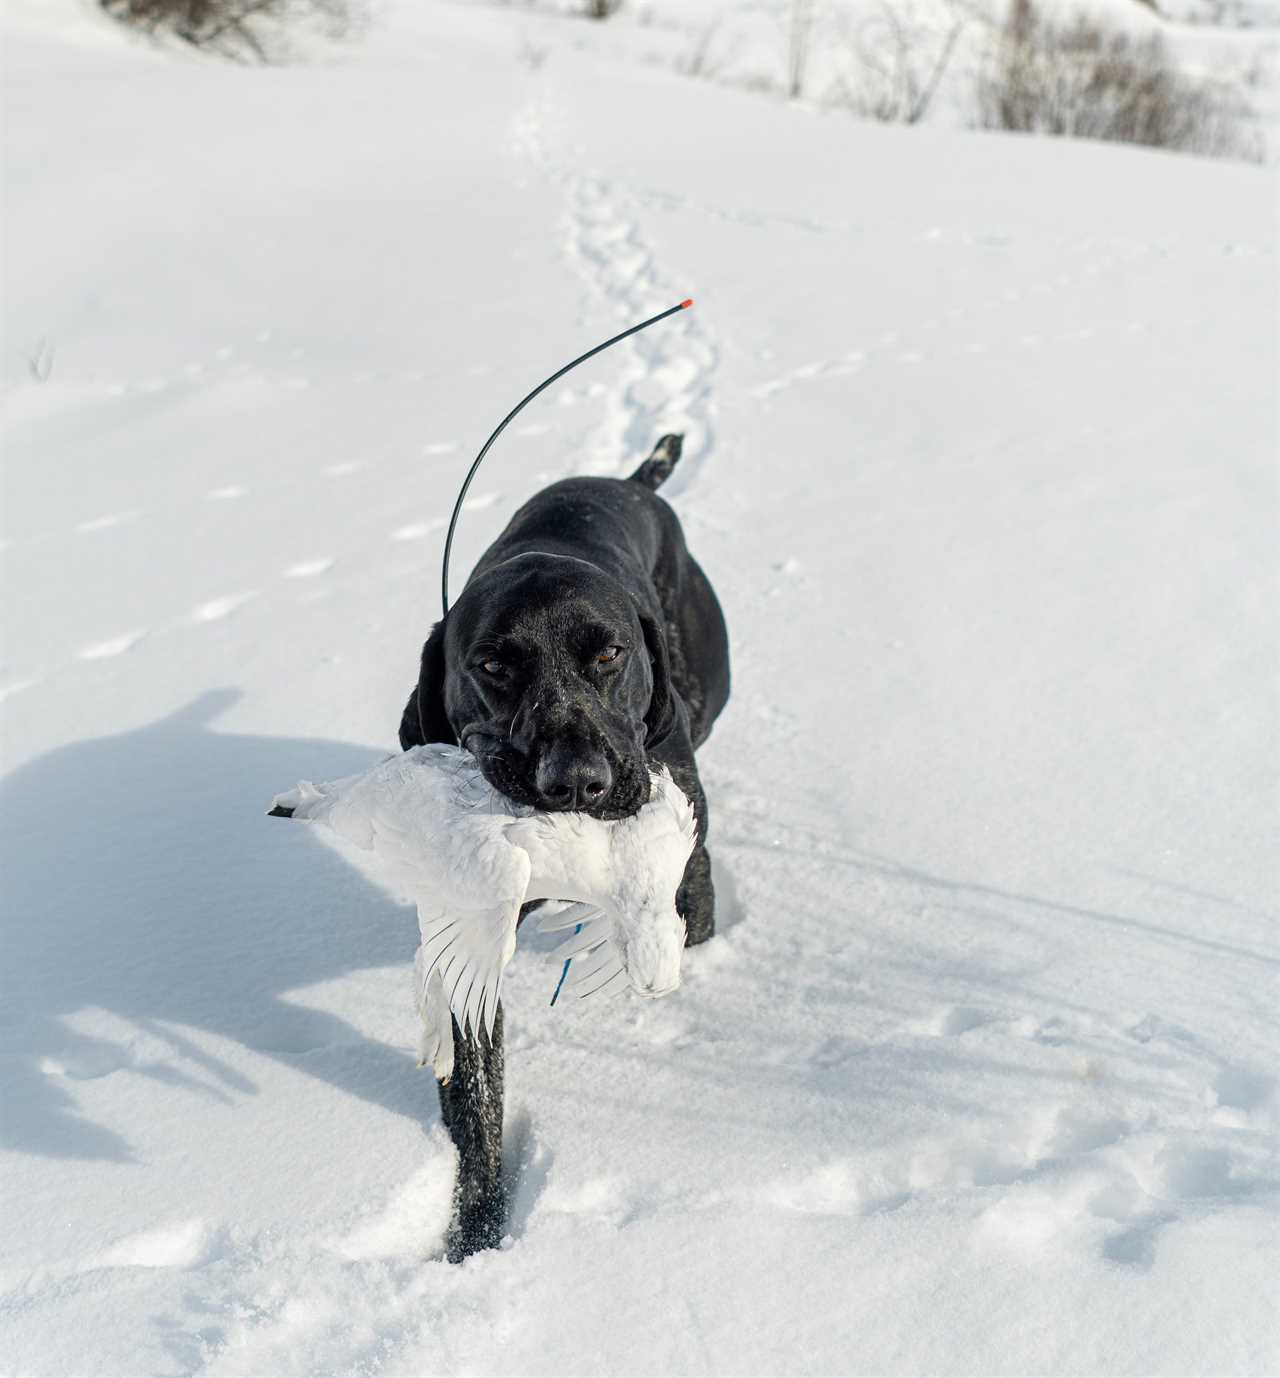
[629,434,683,491]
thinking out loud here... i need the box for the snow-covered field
[2,2,1278,1375]
[455,0,1280,161]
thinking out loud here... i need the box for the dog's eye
[480,659,506,678]
[595,646,623,665]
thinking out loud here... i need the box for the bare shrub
[788,0,818,98]
[100,0,352,61]
[680,20,719,79]
[517,32,549,69]
[586,0,622,18]
[976,0,1256,155]
[829,0,968,123]
[679,18,747,81]
[28,339,54,384]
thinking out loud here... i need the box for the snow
[2,1,1278,1375]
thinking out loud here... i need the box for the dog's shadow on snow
[0,688,437,1163]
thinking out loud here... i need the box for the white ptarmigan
[269,744,698,1080]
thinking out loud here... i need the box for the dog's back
[470,434,728,748]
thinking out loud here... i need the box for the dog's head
[409,553,674,819]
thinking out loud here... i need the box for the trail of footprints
[507,97,720,489]
[763,1004,1272,1272]
[2,459,503,696]
[87,328,452,403]
[749,228,1270,402]
[612,189,1248,405]
[753,261,1155,402]
[562,174,719,488]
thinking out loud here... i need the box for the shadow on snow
[0,688,435,1163]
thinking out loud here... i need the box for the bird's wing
[535,900,607,934]
[412,822,530,1041]
[415,880,525,1042]
[553,920,614,958]
[273,747,530,1039]
[416,828,532,1038]
[414,956,455,1082]
[563,942,628,1000]
[533,902,626,1001]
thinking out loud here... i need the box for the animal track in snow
[753,352,864,399]
[764,1159,907,1219]
[1151,1142,1244,1199]
[752,233,1161,400]
[391,519,445,542]
[90,1218,223,1270]
[76,511,140,534]
[283,558,333,579]
[810,1034,869,1069]
[1209,1066,1276,1130]
[79,630,147,660]
[540,1172,632,1225]
[628,181,842,238]
[191,593,255,623]
[1025,1106,1130,1161]
[335,1152,455,1261]
[911,1005,992,1038]
[0,677,39,702]
[390,494,498,544]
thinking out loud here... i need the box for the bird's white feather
[536,901,607,933]
[553,921,612,959]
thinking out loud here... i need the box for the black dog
[398,434,729,1261]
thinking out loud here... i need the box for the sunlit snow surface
[1,2,1277,1375]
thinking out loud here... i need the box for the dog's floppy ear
[399,619,456,748]
[639,612,676,747]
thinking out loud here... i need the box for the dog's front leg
[437,1004,505,1261]
[678,841,716,947]
[653,743,716,947]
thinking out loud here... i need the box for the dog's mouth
[467,737,651,820]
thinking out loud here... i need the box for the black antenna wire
[440,298,694,616]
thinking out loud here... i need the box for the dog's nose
[534,752,613,811]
